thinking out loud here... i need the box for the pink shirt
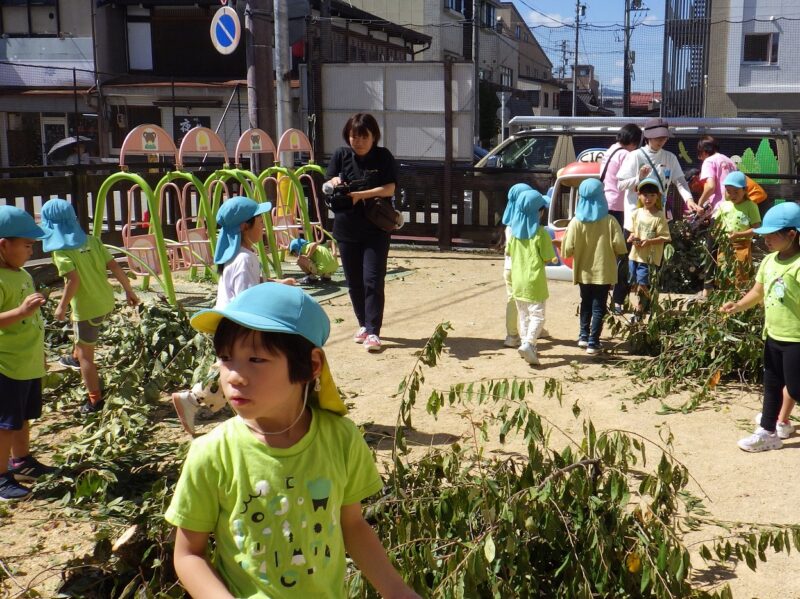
[699,152,736,213]
[599,143,629,212]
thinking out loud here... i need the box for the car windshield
[492,137,557,169]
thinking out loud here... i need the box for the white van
[478,116,797,181]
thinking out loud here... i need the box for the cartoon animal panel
[119,124,178,165]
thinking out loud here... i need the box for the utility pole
[558,40,568,80]
[572,2,584,117]
[246,0,276,166]
[275,0,291,140]
[623,0,631,116]
[473,0,480,144]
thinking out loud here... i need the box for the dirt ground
[2,247,798,597]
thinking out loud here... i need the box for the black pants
[578,284,610,347]
[337,234,391,336]
[609,210,630,306]
[759,338,800,433]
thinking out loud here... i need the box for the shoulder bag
[364,198,402,232]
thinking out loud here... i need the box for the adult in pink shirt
[692,136,736,215]
[599,123,642,311]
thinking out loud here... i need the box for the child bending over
[289,237,338,285]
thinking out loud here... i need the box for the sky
[510,0,667,93]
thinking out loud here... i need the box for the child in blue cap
[501,183,532,349]
[505,189,556,365]
[0,206,55,500]
[722,202,800,452]
[715,170,761,284]
[40,199,140,414]
[165,282,420,599]
[561,179,628,355]
[172,196,295,435]
[288,237,338,285]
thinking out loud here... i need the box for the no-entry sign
[210,6,241,55]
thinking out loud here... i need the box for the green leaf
[484,534,496,563]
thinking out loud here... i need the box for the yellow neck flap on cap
[317,352,347,415]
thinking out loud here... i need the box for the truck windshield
[492,137,557,169]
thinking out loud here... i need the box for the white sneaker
[172,391,201,435]
[738,428,782,452]
[517,342,540,365]
[353,327,368,343]
[754,413,795,439]
[503,335,521,348]
[577,339,588,348]
[363,334,382,353]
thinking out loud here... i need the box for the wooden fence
[2,164,798,260]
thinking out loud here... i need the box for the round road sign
[210,6,241,55]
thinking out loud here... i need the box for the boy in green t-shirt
[715,171,762,284]
[288,237,338,285]
[165,283,420,599]
[40,199,140,414]
[0,206,55,501]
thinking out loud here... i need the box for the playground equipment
[95,124,180,304]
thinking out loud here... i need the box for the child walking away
[0,206,55,500]
[41,199,140,414]
[172,196,295,435]
[288,237,338,285]
[715,171,761,285]
[501,183,532,348]
[721,202,800,452]
[165,283,421,599]
[506,190,556,365]
[627,178,671,321]
[561,179,628,355]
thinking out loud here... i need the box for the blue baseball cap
[0,206,47,239]
[190,282,346,415]
[191,282,329,347]
[637,177,663,193]
[289,238,309,255]
[40,198,87,252]
[753,202,800,235]
[723,171,746,188]
[214,196,272,265]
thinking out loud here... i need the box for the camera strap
[639,149,665,191]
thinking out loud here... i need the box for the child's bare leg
[779,386,796,423]
[75,342,101,401]
[10,421,30,460]
[0,429,13,475]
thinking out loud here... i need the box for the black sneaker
[7,455,56,482]
[59,355,81,370]
[0,473,31,501]
[79,399,105,415]
[298,275,319,286]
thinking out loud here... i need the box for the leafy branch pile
[608,225,764,411]
[344,324,799,598]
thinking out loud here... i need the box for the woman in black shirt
[325,113,398,353]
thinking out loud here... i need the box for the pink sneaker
[363,334,382,352]
[353,326,368,343]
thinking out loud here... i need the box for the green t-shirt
[561,216,628,285]
[716,199,761,234]
[756,252,800,343]
[52,236,114,321]
[165,409,383,599]
[304,244,338,277]
[506,228,557,302]
[0,267,44,380]
[628,208,671,267]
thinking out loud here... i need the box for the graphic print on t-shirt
[232,475,336,588]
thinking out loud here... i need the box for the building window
[515,24,520,39]
[743,33,779,64]
[500,66,512,87]
[543,93,549,108]
[530,90,540,107]
[444,0,464,14]
[481,3,496,27]
[523,33,528,43]
[553,92,559,106]
[1,0,59,36]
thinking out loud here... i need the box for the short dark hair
[213,318,315,383]
[617,124,642,147]
[697,136,719,156]
[639,183,661,195]
[342,113,381,146]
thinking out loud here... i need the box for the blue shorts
[629,261,652,287]
[0,373,43,431]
